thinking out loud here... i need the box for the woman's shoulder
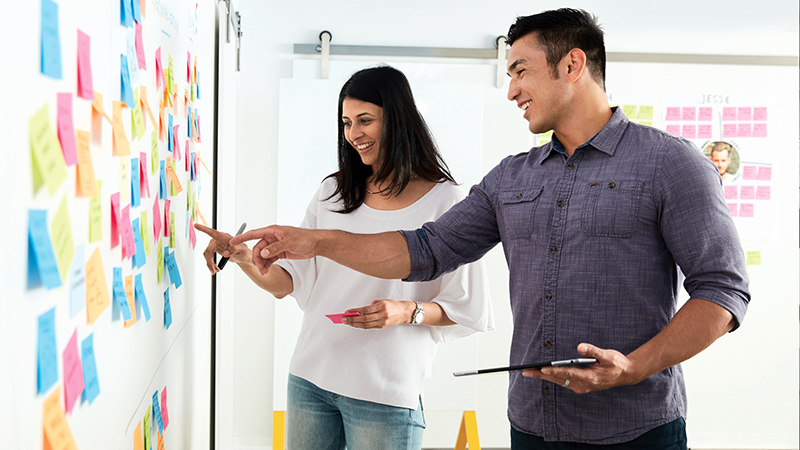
[431,180,467,205]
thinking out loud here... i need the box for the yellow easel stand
[273,410,285,450]
[454,410,481,450]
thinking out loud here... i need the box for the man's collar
[536,107,629,165]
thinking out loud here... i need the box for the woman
[196,65,492,449]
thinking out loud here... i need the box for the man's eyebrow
[507,58,526,77]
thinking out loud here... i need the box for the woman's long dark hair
[326,65,455,213]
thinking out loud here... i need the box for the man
[709,141,733,180]
[232,8,749,449]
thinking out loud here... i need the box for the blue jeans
[511,418,687,450]
[286,374,426,450]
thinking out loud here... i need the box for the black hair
[327,65,456,214]
[506,8,606,89]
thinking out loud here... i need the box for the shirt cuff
[399,228,436,282]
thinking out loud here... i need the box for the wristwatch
[410,301,425,325]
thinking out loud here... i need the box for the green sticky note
[141,211,151,257]
[170,159,177,196]
[168,55,174,95]
[50,195,75,281]
[88,180,103,243]
[150,131,159,173]
[746,250,761,266]
[156,238,164,283]
[29,104,68,196]
[169,212,176,248]
[538,130,553,145]
[638,105,654,121]
[191,192,196,222]
[144,408,151,450]
[622,104,638,119]
[131,88,145,141]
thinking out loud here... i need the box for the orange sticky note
[157,431,165,450]
[43,386,79,450]
[196,205,208,227]
[140,86,158,129]
[92,92,111,123]
[112,101,131,156]
[165,157,183,194]
[134,421,145,450]
[85,248,110,324]
[158,100,165,141]
[124,274,137,327]
[75,130,98,197]
[197,155,212,175]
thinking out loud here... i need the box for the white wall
[228,1,798,449]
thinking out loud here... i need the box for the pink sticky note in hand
[57,93,78,165]
[325,312,361,324]
[62,329,85,414]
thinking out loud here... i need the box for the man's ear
[564,48,587,81]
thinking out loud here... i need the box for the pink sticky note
[184,141,190,171]
[155,47,164,90]
[698,124,712,139]
[722,123,737,138]
[722,107,736,121]
[57,93,78,165]
[740,186,755,200]
[665,124,680,136]
[756,186,771,200]
[665,107,680,121]
[135,22,147,70]
[739,203,754,218]
[681,125,697,139]
[727,203,738,217]
[172,125,180,158]
[161,387,170,429]
[121,205,136,259]
[62,329,85,414]
[197,116,201,142]
[111,193,121,249]
[681,107,696,121]
[77,30,94,100]
[325,312,361,324]
[187,51,191,83]
[698,107,713,121]
[164,199,171,237]
[737,107,752,121]
[753,107,767,121]
[757,166,772,181]
[753,123,767,138]
[742,165,758,180]
[189,217,197,249]
[738,123,751,138]
[724,185,738,200]
[152,199,162,242]
[140,152,151,198]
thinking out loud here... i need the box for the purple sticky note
[325,312,361,324]
[63,329,85,414]
[753,107,767,121]
[728,203,738,217]
[681,125,696,139]
[681,107,696,121]
[738,123,751,138]
[756,186,771,200]
[665,107,680,121]
[724,185,738,200]
[753,123,767,138]
[740,186,755,200]
[757,166,772,181]
[698,124,712,139]
[698,107,713,121]
[57,93,78,165]
[739,203,754,218]
[665,124,680,136]
[722,123,737,138]
[737,107,752,121]
[743,165,758,180]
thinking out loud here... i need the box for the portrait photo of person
[703,141,741,182]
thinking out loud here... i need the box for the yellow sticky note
[169,212,176,248]
[538,130,553,145]
[156,238,164,283]
[151,131,159,173]
[29,104,68,197]
[124,274,137,328]
[89,180,103,243]
[76,130,98,197]
[112,101,131,156]
[43,386,79,450]
[168,55,174,94]
[638,105,654,121]
[622,104,638,119]
[132,87,146,141]
[134,421,145,450]
[85,248,110,324]
[165,157,183,194]
[120,157,131,205]
[746,250,761,266]
[141,211,151,257]
[51,196,75,282]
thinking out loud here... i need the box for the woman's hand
[194,223,253,274]
[341,299,414,329]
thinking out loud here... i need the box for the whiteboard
[0,0,217,449]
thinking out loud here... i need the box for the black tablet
[453,358,597,377]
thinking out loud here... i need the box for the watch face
[412,304,425,324]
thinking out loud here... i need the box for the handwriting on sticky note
[41,0,63,79]
[77,30,94,100]
[85,248,110,324]
[56,93,78,165]
[81,333,100,403]
[38,307,59,393]
[30,104,68,197]
[29,210,63,289]
[43,386,79,450]
[325,312,361,324]
[51,196,76,282]
[62,329,85,414]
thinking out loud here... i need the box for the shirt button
[550,247,557,254]
[557,200,564,207]
[516,193,522,198]
[545,293,552,300]
[544,388,552,395]
[544,341,553,348]
[608,182,616,188]
[567,164,574,170]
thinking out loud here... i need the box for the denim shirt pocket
[499,186,544,240]
[581,181,643,238]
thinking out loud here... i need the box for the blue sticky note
[113,267,133,321]
[163,288,172,330]
[29,210,62,289]
[153,390,165,432]
[190,152,196,182]
[196,83,200,99]
[121,55,135,108]
[132,218,146,269]
[120,0,133,27]
[131,157,141,208]
[131,0,141,22]
[167,114,173,153]
[69,244,86,318]
[159,161,167,200]
[37,307,58,393]
[165,250,182,289]
[135,274,151,321]
[40,0,62,79]
[187,111,192,138]
[81,333,100,404]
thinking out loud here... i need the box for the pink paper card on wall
[757,166,772,181]
[698,107,713,121]
[722,107,737,121]
[665,107,680,121]
[698,124,712,139]
[681,107,696,121]
[756,186,771,200]
[724,185,738,200]
[739,203,754,218]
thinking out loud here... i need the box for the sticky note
[740,186,755,200]
[81,333,100,404]
[121,55,135,108]
[151,131,159,172]
[155,47,165,90]
[76,30,94,100]
[753,107,767,121]
[665,124,680,136]
[698,124,712,139]
[681,125,696,139]
[141,86,158,129]
[112,101,131,156]
[89,182,103,242]
[121,0,133,27]
[124,274,137,327]
[157,431,164,450]
[110,192,121,249]
[30,104,68,197]
[325,312,361,324]
[135,273,151,321]
[157,239,164,283]
[131,0,142,22]
[756,186,771,200]
[85,248,110,324]
[739,203,754,218]
[50,196,75,281]
[168,55,174,94]
[746,250,762,265]
[165,250,182,288]
[134,22,147,70]
[159,160,167,200]
[29,210,62,289]
[161,387,170,429]
[738,123,751,138]
[41,0,63,79]
[37,307,58,393]
[169,212,176,248]
[132,157,141,208]
[698,107,713,121]
[165,158,183,193]
[753,123,768,138]
[43,387,79,450]
[62,329,85,414]
[131,89,145,141]
[164,199,171,238]
[121,205,136,260]
[743,165,758,180]
[724,185,738,200]
[120,157,131,205]
[665,107,680,121]
[56,93,78,166]
[722,123,736,138]
[737,107,752,121]
[167,114,173,152]
[113,268,133,321]
[170,159,178,196]
[621,104,637,119]
[163,289,172,329]
[134,421,145,450]
[681,107,696,121]
[757,166,772,181]
[141,212,151,256]
[144,409,152,450]
[722,107,736,121]
[132,218,146,268]
[69,244,85,318]
[152,199,162,242]
[75,130,98,197]
[189,216,196,249]
[728,203,738,217]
